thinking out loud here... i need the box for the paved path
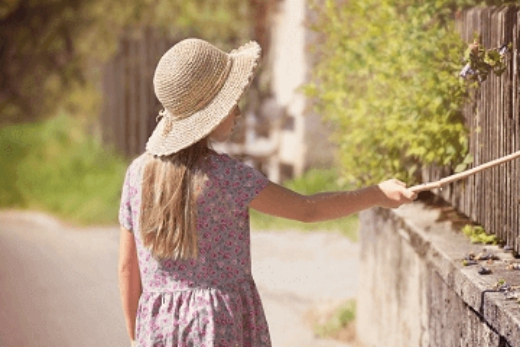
[0,211,357,347]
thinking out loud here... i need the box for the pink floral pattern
[119,152,271,347]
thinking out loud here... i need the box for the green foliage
[305,0,484,187]
[461,40,511,84]
[250,209,359,241]
[0,113,128,225]
[0,0,253,125]
[150,0,252,49]
[314,299,357,338]
[284,168,351,194]
[454,153,474,173]
[462,224,498,244]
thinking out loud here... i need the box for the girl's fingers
[392,180,417,201]
[393,179,406,187]
[404,189,417,200]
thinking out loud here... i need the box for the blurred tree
[0,0,260,125]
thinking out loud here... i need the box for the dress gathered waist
[141,275,255,294]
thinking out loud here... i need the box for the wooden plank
[507,8,514,245]
[116,42,127,156]
[107,61,117,149]
[512,8,520,253]
[501,7,509,243]
[499,7,505,243]
[492,7,498,239]
[508,7,517,247]
[100,62,112,145]
[148,29,160,141]
[497,9,509,239]
[138,29,149,154]
[129,36,139,156]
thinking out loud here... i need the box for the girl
[118,38,416,347]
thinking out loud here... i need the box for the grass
[0,113,128,225]
[461,224,498,245]
[312,299,358,342]
[0,115,359,236]
[250,169,360,242]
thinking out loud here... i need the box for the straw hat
[145,38,261,156]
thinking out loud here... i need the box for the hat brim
[145,41,261,156]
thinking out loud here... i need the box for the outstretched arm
[118,227,142,344]
[249,179,416,222]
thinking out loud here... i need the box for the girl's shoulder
[206,150,232,162]
[205,151,247,171]
[207,151,268,183]
[133,153,152,168]
[124,153,148,181]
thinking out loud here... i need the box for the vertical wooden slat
[101,61,113,145]
[510,7,516,247]
[500,7,508,244]
[117,40,127,156]
[148,29,160,141]
[128,36,138,156]
[109,61,117,149]
[498,7,504,244]
[507,6,519,244]
[138,29,149,153]
[493,6,498,240]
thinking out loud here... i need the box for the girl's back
[120,152,271,346]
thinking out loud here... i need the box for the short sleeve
[226,156,269,209]
[118,166,134,232]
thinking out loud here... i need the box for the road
[0,210,357,347]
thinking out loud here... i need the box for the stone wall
[356,200,519,347]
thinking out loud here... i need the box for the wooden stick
[409,151,520,193]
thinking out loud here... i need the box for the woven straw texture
[146,38,261,156]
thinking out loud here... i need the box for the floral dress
[119,152,271,347]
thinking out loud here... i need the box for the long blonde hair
[139,139,210,260]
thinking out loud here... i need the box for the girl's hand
[131,340,137,347]
[376,179,417,209]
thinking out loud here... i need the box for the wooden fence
[424,6,520,252]
[100,29,177,157]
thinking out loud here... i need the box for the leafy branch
[459,38,511,84]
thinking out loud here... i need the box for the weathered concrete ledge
[356,199,519,347]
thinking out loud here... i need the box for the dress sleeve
[227,156,270,209]
[118,166,134,232]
